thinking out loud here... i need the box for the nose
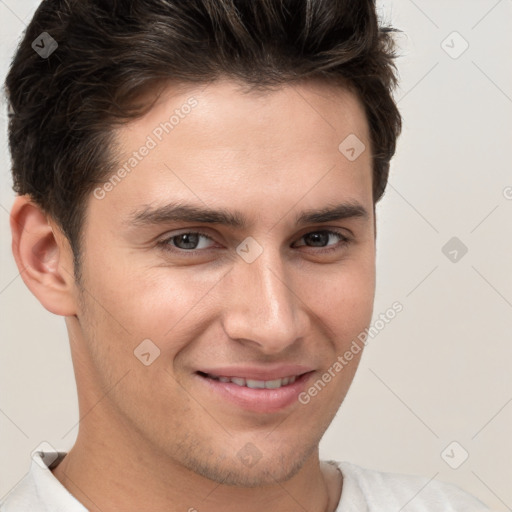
[221,245,310,354]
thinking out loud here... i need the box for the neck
[51,422,341,512]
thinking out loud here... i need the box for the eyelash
[156,229,351,256]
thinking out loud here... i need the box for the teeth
[265,379,283,389]
[246,379,266,389]
[207,373,299,389]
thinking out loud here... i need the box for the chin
[181,442,316,487]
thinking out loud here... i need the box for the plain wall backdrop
[1,0,511,509]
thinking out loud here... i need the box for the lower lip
[195,372,315,413]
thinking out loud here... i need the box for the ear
[10,195,78,316]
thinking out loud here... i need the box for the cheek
[300,253,376,338]
[81,247,224,347]
[81,229,375,353]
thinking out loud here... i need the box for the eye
[293,230,350,252]
[156,228,351,257]
[159,231,216,252]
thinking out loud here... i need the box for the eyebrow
[126,201,369,229]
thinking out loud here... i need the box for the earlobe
[10,195,78,317]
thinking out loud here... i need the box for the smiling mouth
[197,371,305,389]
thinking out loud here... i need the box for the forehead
[89,78,373,227]
[120,77,370,153]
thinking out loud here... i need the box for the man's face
[73,78,375,485]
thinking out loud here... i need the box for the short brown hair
[5,0,402,276]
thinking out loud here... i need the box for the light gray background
[1,0,511,509]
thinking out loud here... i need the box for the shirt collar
[2,449,87,512]
[2,450,365,512]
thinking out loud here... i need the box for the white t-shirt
[0,450,493,511]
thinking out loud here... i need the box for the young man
[1,0,494,510]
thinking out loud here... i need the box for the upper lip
[197,364,315,381]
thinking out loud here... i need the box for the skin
[10,77,376,512]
